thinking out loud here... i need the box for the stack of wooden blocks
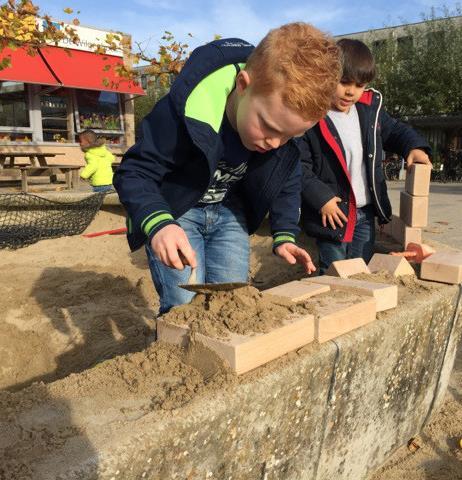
[383,164,432,248]
[157,259,399,376]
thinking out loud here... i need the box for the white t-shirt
[327,105,371,208]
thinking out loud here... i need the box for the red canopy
[0,45,145,95]
[0,46,59,86]
[39,46,145,95]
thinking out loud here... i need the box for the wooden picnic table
[15,165,81,193]
[0,152,65,168]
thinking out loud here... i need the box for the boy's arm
[299,134,347,229]
[299,133,337,212]
[113,97,196,268]
[380,110,432,165]
[114,97,181,237]
[269,159,316,274]
[80,153,97,179]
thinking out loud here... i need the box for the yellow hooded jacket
[80,145,115,186]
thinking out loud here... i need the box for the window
[75,90,122,132]
[427,30,444,48]
[372,39,387,54]
[397,36,413,57]
[0,82,30,128]
[40,91,72,142]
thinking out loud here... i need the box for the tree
[367,6,462,118]
[0,0,190,87]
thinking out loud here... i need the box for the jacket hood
[169,38,254,132]
[358,88,382,106]
[85,145,110,157]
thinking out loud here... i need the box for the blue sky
[37,0,461,57]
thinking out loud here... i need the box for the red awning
[0,46,60,86]
[39,46,145,95]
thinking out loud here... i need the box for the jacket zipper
[369,88,389,220]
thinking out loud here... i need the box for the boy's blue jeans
[92,185,113,193]
[145,202,250,314]
[317,204,376,275]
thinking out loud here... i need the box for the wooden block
[302,276,398,312]
[405,164,432,196]
[314,296,377,343]
[156,314,315,375]
[326,258,371,278]
[399,192,428,227]
[368,253,415,277]
[420,251,462,284]
[263,281,330,302]
[391,214,422,247]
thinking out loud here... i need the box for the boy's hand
[320,197,348,230]
[151,224,197,270]
[274,243,316,274]
[406,149,432,168]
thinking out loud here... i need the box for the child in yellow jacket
[79,130,114,192]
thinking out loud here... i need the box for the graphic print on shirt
[200,160,248,203]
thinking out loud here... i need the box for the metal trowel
[179,266,248,294]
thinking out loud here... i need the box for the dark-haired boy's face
[331,81,367,113]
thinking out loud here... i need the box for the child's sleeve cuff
[272,231,296,251]
[142,211,180,241]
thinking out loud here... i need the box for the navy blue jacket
[299,89,431,242]
[114,38,302,251]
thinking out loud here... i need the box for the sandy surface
[0,203,461,479]
[0,207,314,391]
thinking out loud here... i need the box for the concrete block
[399,191,428,227]
[405,164,432,196]
[302,276,398,312]
[391,214,422,247]
[314,296,377,343]
[326,258,371,278]
[157,314,315,375]
[263,281,330,302]
[420,251,462,284]
[368,253,415,277]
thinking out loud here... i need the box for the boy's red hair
[246,23,341,121]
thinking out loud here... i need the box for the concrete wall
[1,278,460,479]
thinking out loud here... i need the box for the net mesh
[0,193,106,249]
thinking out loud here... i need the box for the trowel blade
[178,282,248,294]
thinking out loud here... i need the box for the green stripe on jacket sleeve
[142,211,175,236]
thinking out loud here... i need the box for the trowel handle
[178,251,197,283]
[188,267,197,285]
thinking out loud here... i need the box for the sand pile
[0,340,237,480]
[161,285,317,338]
[351,270,441,303]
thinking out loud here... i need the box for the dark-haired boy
[300,38,432,274]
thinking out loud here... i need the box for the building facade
[0,20,145,164]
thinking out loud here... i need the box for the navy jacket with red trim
[299,89,431,242]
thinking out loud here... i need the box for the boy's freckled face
[230,71,316,152]
[332,81,367,112]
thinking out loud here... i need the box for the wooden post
[20,169,28,193]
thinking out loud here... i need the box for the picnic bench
[0,153,81,192]
[0,152,65,168]
[15,165,81,193]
